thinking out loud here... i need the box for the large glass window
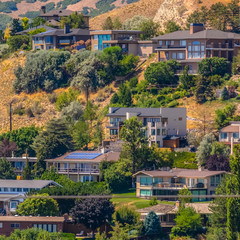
[177,52,185,59]
[159,40,162,46]
[233,132,239,139]
[211,176,215,186]
[140,190,152,196]
[151,129,155,136]
[220,132,227,139]
[140,177,152,186]
[188,41,205,59]
[110,129,118,135]
[172,52,176,59]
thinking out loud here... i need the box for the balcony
[206,43,233,49]
[34,40,44,44]
[158,45,186,49]
[176,69,198,75]
[59,39,71,45]
[153,182,207,189]
[57,168,100,174]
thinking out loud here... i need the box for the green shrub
[157,95,166,102]
[168,100,179,108]
[7,35,31,51]
[150,87,158,95]
[170,152,197,169]
[129,76,138,88]
[55,89,79,111]
[149,197,158,206]
[0,1,17,13]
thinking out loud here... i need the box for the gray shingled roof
[17,26,55,35]
[33,28,90,37]
[106,107,185,117]
[152,29,240,40]
[0,180,60,189]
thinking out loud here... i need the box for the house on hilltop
[153,23,240,74]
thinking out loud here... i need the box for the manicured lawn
[111,192,175,209]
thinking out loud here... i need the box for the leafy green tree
[144,211,162,236]
[7,35,30,51]
[164,20,181,33]
[179,66,195,89]
[196,133,216,166]
[144,60,179,85]
[0,126,39,157]
[110,222,130,240]
[113,17,122,30]
[186,7,208,28]
[120,116,148,184]
[170,207,203,238]
[123,15,148,30]
[215,104,237,129]
[14,51,70,93]
[60,100,83,123]
[208,3,229,31]
[11,18,23,35]
[226,145,240,240]
[114,206,140,227]
[83,101,97,126]
[72,119,91,150]
[129,77,138,89]
[32,119,73,164]
[211,142,230,158]
[221,87,229,101]
[0,158,16,179]
[71,198,114,238]
[140,19,159,40]
[198,57,229,77]
[21,17,29,30]
[32,16,46,27]
[118,84,132,107]
[60,12,87,29]
[17,193,59,216]
[22,158,32,180]
[93,122,103,148]
[102,16,114,30]
[178,188,192,206]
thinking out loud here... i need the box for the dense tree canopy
[17,193,59,216]
[14,51,70,93]
[60,12,87,29]
[0,158,16,179]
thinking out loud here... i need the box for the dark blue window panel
[64,153,102,159]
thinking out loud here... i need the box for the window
[140,190,152,196]
[172,52,176,59]
[23,188,29,192]
[188,41,204,59]
[94,44,98,50]
[10,188,16,192]
[159,40,162,46]
[94,35,98,40]
[171,40,174,45]
[233,132,239,139]
[17,188,22,192]
[38,224,42,229]
[48,224,52,232]
[177,52,185,59]
[151,129,155,136]
[64,163,68,169]
[52,224,57,232]
[11,224,20,228]
[162,129,167,136]
[43,224,47,230]
[10,201,18,209]
[153,178,163,183]
[211,176,215,186]
[197,178,204,183]
[140,177,152,186]
[157,129,161,136]
[110,129,118,135]
[220,132,227,139]
[180,40,186,46]
[166,40,169,46]
[0,223,2,228]
[179,117,182,121]
[216,175,220,185]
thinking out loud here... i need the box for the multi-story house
[219,121,240,145]
[45,151,120,182]
[0,180,61,213]
[152,23,240,74]
[32,25,90,50]
[134,168,226,201]
[6,156,37,176]
[39,7,90,29]
[90,30,143,54]
[105,107,186,148]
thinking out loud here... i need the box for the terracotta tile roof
[186,203,212,214]
[220,125,240,133]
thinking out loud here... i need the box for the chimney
[64,24,70,34]
[63,213,69,222]
[190,23,204,34]
[198,166,204,172]
[175,200,180,209]
[41,6,46,14]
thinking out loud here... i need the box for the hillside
[90,0,232,29]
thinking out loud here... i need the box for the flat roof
[33,28,90,37]
[90,30,143,35]
[0,216,64,222]
[0,180,60,189]
[133,169,226,178]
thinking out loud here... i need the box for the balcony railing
[34,40,44,44]
[206,44,233,49]
[158,45,186,49]
[152,182,207,189]
[176,69,198,74]
[59,40,71,44]
[57,168,99,173]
